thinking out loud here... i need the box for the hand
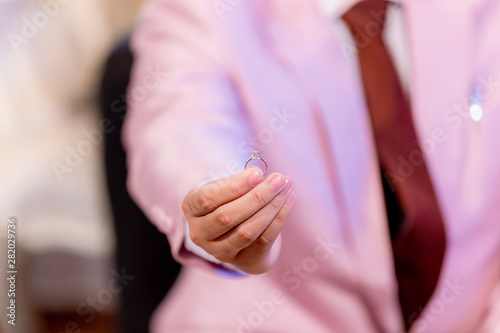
[182,167,296,274]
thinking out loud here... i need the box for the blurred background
[0,0,180,332]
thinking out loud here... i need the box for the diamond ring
[245,151,267,176]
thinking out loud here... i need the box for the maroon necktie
[342,1,447,329]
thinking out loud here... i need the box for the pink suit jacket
[123,0,500,332]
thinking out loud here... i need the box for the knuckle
[252,189,268,206]
[214,209,233,227]
[237,228,256,243]
[189,229,202,246]
[254,234,273,247]
[195,189,216,212]
[232,253,253,269]
[267,199,282,211]
[229,180,244,198]
[274,207,290,223]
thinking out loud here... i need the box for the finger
[200,173,289,239]
[234,191,296,271]
[213,179,294,254]
[188,167,264,217]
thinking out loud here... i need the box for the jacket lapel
[266,1,405,331]
[403,1,481,330]
[403,0,474,206]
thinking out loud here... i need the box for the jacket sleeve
[122,0,254,273]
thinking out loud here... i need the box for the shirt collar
[315,0,400,19]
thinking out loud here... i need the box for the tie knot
[342,1,390,41]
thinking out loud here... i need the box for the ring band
[245,151,267,176]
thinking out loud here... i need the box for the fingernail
[270,174,286,191]
[248,168,264,186]
[285,191,296,206]
[282,177,293,193]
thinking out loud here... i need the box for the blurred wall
[0,0,145,318]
